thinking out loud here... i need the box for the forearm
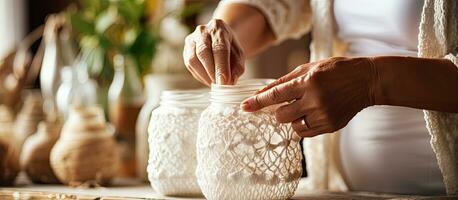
[371,56,458,113]
[213,3,275,58]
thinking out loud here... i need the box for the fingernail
[241,98,254,112]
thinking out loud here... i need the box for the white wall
[0,0,26,57]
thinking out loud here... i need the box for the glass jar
[136,74,202,181]
[196,79,303,200]
[148,89,208,196]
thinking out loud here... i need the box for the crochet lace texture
[148,106,204,196]
[197,104,302,200]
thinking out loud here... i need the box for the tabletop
[1,174,455,200]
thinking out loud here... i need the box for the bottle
[148,89,208,196]
[56,57,98,119]
[108,54,145,177]
[196,79,303,200]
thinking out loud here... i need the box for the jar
[196,79,303,200]
[148,89,208,196]
[136,74,202,181]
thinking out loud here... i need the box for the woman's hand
[183,19,245,86]
[241,57,377,137]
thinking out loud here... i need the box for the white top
[334,0,446,195]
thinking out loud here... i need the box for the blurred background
[0,0,310,183]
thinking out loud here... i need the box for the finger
[241,78,305,112]
[211,30,231,84]
[256,63,313,94]
[292,114,336,137]
[296,125,328,138]
[207,20,232,85]
[230,39,245,84]
[275,99,307,123]
[184,38,212,85]
[187,65,211,86]
[291,115,312,133]
[195,25,216,83]
[292,117,327,138]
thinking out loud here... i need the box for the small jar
[148,89,208,196]
[196,79,303,200]
[136,74,202,181]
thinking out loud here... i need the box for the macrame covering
[196,104,302,200]
[148,104,205,196]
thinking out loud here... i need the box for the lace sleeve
[423,53,458,195]
[216,0,312,43]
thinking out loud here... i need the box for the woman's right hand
[183,19,245,86]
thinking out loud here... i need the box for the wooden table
[1,174,455,200]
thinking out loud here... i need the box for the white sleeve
[423,53,458,195]
[215,0,312,43]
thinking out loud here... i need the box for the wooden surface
[1,174,456,200]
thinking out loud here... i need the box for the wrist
[366,56,383,106]
[213,3,274,57]
[367,56,414,106]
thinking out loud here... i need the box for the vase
[40,15,77,116]
[108,54,145,178]
[0,105,20,186]
[196,79,303,200]
[20,120,62,184]
[50,106,119,186]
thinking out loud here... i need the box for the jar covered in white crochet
[197,79,302,200]
[148,89,208,196]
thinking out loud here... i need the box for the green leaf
[81,0,110,15]
[70,14,96,35]
[117,0,144,23]
[128,29,157,74]
[93,47,106,76]
[95,6,118,33]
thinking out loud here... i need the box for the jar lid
[160,89,209,107]
[210,79,275,104]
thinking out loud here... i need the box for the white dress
[335,0,445,195]
[334,0,445,194]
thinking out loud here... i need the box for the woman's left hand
[241,57,378,137]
